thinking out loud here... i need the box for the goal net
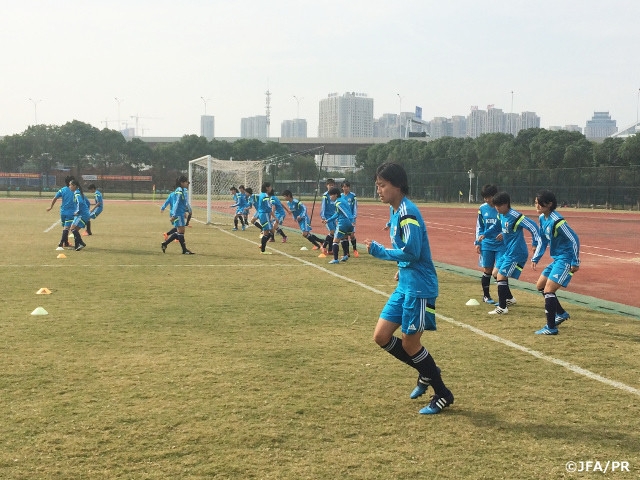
[188,155,265,224]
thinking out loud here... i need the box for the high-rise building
[281,119,307,138]
[485,106,505,134]
[240,115,268,139]
[451,116,467,138]
[585,111,617,139]
[200,115,214,140]
[519,111,541,131]
[504,113,519,136]
[373,113,399,138]
[430,117,452,139]
[318,92,373,138]
[466,107,486,138]
[318,92,373,172]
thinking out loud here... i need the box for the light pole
[200,96,211,115]
[115,97,124,131]
[28,98,41,124]
[397,93,403,139]
[293,95,303,119]
[467,169,475,203]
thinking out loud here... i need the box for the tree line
[2,120,640,206]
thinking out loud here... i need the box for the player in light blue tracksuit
[323,187,354,264]
[161,175,194,254]
[480,192,542,316]
[86,184,103,235]
[475,184,505,305]
[230,186,248,230]
[531,190,581,335]
[319,178,337,256]
[341,180,360,257]
[68,179,90,251]
[47,175,76,250]
[257,182,275,254]
[365,162,453,415]
[282,190,324,250]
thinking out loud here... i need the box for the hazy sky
[2,0,639,138]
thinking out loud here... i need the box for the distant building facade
[281,119,307,138]
[240,115,268,139]
[200,115,214,140]
[318,92,373,172]
[585,111,617,139]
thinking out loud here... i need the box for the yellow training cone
[466,299,480,306]
[31,307,49,316]
[36,288,52,295]
[57,253,67,259]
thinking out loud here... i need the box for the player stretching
[322,187,354,264]
[479,192,542,315]
[531,190,580,335]
[281,190,324,249]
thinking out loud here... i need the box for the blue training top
[368,196,438,299]
[531,211,580,267]
[475,202,503,251]
[55,186,76,216]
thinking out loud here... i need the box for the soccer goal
[188,155,265,224]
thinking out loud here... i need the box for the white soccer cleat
[488,306,508,315]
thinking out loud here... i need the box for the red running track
[307,203,640,309]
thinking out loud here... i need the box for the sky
[2,0,639,139]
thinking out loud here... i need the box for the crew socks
[381,336,413,367]
[497,280,509,309]
[351,237,357,251]
[332,242,339,260]
[341,239,349,256]
[411,347,447,395]
[544,292,558,329]
[482,273,491,298]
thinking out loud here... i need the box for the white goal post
[188,155,265,224]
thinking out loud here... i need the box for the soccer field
[1,199,638,479]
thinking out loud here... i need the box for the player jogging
[365,162,454,415]
[531,190,580,335]
[474,184,505,304]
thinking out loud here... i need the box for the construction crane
[130,114,161,136]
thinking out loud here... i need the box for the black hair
[69,179,85,199]
[238,184,245,190]
[64,175,75,186]
[176,175,188,187]
[326,178,335,185]
[230,186,238,192]
[87,183,97,191]
[341,180,351,187]
[282,189,293,197]
[245,187,253,194]
[328,186,341,196]
[261,182,271,193]
[480,184,498,199]
[374,162,409,195]
[535,190,557,211]
[492,191,511,207]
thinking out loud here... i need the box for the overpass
[138,136,430,155]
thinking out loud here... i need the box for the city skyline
[2,1,639,138]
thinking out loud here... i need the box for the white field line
[44,221,59,233]
[220,227,640,398]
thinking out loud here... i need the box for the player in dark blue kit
[47,175,76,250]
[531,190,581,335]
[479,192,542,315]
[322,187,354,264]
[161,176,194,255]
[365,162,454,415]
[475,184,505,304]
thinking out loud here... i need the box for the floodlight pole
[468,169,475,203]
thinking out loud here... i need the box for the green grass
[1,199,639,479]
